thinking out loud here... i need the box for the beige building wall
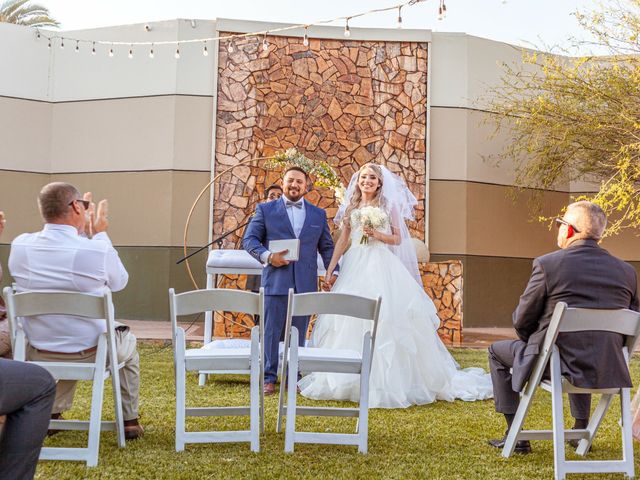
[0,21,637,325]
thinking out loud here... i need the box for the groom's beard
[284,190,304,202]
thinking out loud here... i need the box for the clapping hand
[0,211,5,237]
[82,192,96,237]
[93,199,109,233]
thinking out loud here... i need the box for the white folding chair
[3,286,126,467]
[276,289,381,453]
[502,301,640,479]
[169,287,265,452]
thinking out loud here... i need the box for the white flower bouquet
[354,206,387,244]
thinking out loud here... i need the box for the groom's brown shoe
[488,435,531,454]
[263,382,276,396]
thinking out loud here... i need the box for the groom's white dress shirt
[9,224,129,352]
[259,195,306,264]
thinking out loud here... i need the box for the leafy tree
[487,0,640,235]
[0,0,58,28]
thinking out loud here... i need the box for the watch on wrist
[267,253,273,265]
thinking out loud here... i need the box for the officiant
[242,167,337,395]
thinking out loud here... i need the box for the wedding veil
[335,164,423,286]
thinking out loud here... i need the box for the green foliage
[268,148,343,190]
[487,0,640,235]
[34,344,640,479]
[0,0,59,27]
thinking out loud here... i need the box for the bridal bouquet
[354,206,387,244]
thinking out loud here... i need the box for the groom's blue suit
[243,196,335,383]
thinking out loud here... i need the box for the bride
[298,163,493,408]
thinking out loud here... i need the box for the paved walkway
[125,319,517,349]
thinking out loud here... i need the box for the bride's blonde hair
[344,163,384,225]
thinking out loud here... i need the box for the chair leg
[175,329,187,452]
[86,338,108,467]
[277,332,291,435]
[108,336,126,448]
[357,333,372,454]
[284,327,299,453]
[576,393,613,456]
[550,351,567,480]
[620,388,635,478]
[249,327,260,453]
[502,381,537,458]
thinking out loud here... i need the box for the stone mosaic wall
[213,259,463,346]
[213,33,428,247]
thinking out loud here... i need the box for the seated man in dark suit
[488,201,639,453]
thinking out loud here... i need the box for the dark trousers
[0,359,56,480]
[264,295,309,384]
[489,340,591,420]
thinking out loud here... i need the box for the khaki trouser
[27,328,140,421]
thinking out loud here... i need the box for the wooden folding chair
[276,289,381,453]
[169,288,265,452]
[502,301,640,479]
[3,287,126,467]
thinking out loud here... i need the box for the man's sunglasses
[554,218,580,233]
[69,199,90,209]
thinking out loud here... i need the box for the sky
[39,0,609,54]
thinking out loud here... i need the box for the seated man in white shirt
[8,182,143,440]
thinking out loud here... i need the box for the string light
[344,17,351,38]
[175,44,180,59]
[36,30,40,40]
[128,45,133,59]
[108,46,114,57]
[60,37,64,49]
[203,41,208,56]
[149,44,154,58]
[438,0,447,20]
[227,41,234,53]
[262,33,269,51]
[75,40,79,52]
[91,42,96,55]
[303,26,309,47]
[47,39,51,49]
[397,6,403,28]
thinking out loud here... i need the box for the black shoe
[488,435,532,454]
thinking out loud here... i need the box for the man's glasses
[69,199,90,209]
[555,218,580,233]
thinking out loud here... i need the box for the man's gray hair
[38,182,80,222]
[567,200,607,240]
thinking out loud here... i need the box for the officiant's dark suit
[489,206,639,422]
[243,168,335,391]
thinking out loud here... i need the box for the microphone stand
[176,219,252,264]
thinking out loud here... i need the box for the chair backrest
[283,289,382,357]
[3,286,115,361]
[526,302,640,393]
[168,288,264,347]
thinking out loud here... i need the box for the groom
[243,166,337,395]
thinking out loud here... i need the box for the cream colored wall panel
[50,171,172,246]
[429,107,467,180]
[0,97,52,172]
[50,20,216,101]
[173,96,214,171]
[429,33,468,108]
[0,171,50,242]
[50,97,176,172]
[169,171,211,247]
[0,23,50,101]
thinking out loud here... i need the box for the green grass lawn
[35,345,640,479]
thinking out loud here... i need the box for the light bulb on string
[47,39,51,49]
[303,26,309,47]
[109,46,114,57]
[128,45,133,59]
[227,40,234,53]
[397,6,403,29]
[203,41,208,56]
[75,40,79,53]
[60,37,64,49]
[36,30,40,40]
[175,44,180,59]
[262,33,269,52]
[149,44,154,59]
[91,42,96,55]
[344,18,351,38]
[438,0,447,20]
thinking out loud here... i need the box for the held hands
[321,272,338,291]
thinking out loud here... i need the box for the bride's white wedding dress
[298,207,493,408]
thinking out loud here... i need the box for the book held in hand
[268,239,300,261]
